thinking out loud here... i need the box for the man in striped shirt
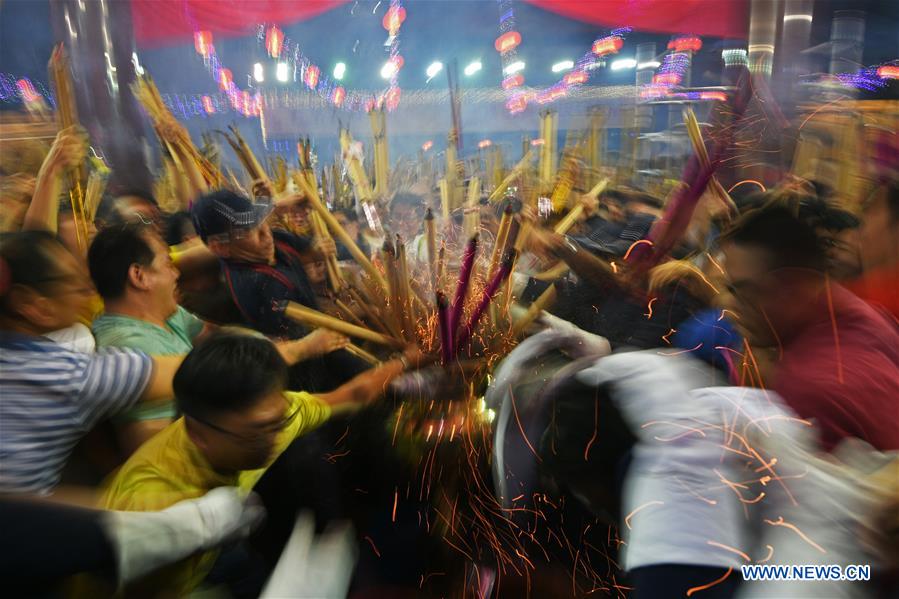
[0,231,182,495]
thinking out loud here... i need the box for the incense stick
[284,302,402,348]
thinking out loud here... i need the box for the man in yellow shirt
[99,331,426,596]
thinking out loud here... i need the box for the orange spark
[686,567,733,597]
[584,396,599,461]
[758,544,774,563]
[644,297,657,319]
[624,500,664,530]
[392,487,398,522]
[392,403,404,446]
[674,476,718,505]
[509,389,542,463]
[764,517,827,553]
[727,179,765,194]
[707,541,751,562]
[623,239,654,261]
[363,535,381,557]
[661,342,703,356]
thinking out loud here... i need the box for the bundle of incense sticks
[220,125,269,186]
[436,292,453,364]
[284,302,402,348]
[486,203,514,281]
[550,144,582,212]
[538,110,559,185]
[48,44,90,249]
[464,177,481,238]
[84,166,109,223]
[454,250,517,355]
[511,285,557,337]
[293,171,387,293]
[637,69,754,268]
[487,149,533,203]
[294,147,343,291]
[369,109,390,198]
[339,128,374,202]
[132,76,221,188]
[529,179,609,282]
[424,208,438,293]
[448,234,479,337]
[683,108,735,215]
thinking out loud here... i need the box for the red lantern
[506,94,527,114]
[652,72,681,86]
[877,65,899,80]
[563,71,588,86]
[332,86,346,107]
[266,25,284,58]
[304,65,320,89]
[382,6,406,33]
[194,30,213,56]
[668,36,702,53]
[16,79,39,102]
[494,31,522,54]
[385,86,401,111]
[502,74,524,90]
[592,36,623,57]
[219,68,233,91]
[699,91,727,102]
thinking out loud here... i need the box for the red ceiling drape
[131,0,748,49]
[131,0,348,48]
[524,0,749,39]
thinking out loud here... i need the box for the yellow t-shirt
[99,391,331,596]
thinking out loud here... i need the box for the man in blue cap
[191,190,366,390]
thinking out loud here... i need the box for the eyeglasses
[190,398,300,445]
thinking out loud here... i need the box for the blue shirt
[0,332,152,494]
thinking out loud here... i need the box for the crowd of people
[1,107,898,598]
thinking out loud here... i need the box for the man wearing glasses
[97,331,426,596]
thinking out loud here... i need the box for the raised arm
[317,346,428,410]
[22,126,88,234]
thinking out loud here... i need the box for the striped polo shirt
[0,332,153,495]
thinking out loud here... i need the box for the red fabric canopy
[131,0,348,48]
[525,0,749,39]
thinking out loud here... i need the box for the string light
[276,62,289,82]
[464,61,483,76]
[426,61,443,80]
[551,60,574,73]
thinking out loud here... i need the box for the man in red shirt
[721,203,899,451]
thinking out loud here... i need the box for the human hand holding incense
[252,178,275,200]
[313,237,338,259]
[276,328,350,364]
[22,126,88,235]
[578,192,600,218]
[44,125,88,173]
